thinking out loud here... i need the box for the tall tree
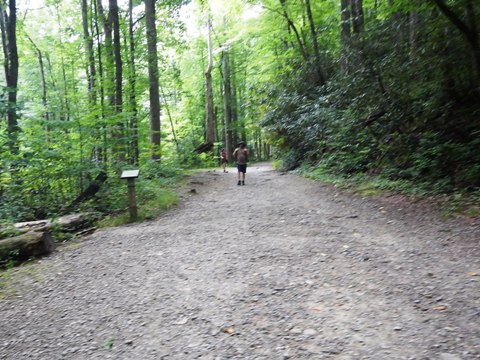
[205,14,216,145]
[340,0,351,71]
[128,0,139,164]
[279,0,308,60]
[96,0,114,108]
[145,0,161,160]
[109,0,125,161]
[350,0,364,34]
[0,0,19,153]
[109,0,122,112]
[93,0,108,164]
[81,0,96,106]
[222,48,233,158]
[26,35,48,124]
[305,0,326,86]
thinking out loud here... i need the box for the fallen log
[193,142,214,154]
[55,213,95,232]
[13,219,51,232]
[0,231,53,265]
[64,170,108,212]
[13,213,97,233]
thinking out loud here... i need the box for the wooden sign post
[120,170,140,222]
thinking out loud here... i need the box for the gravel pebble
[1,164,479,359]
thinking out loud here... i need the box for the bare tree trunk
[279,0,309,60]
[96,0,114,108]
[93,0,108,166]
[0,0,19,153]
[109,0,125,162]
[205,16,216,145]
[52,4,71,123]
[159,83,180,155]
[81,0,96,105]
[145,0,161,161]
[340,0,351,72]
[222,49,234,160]
[26,36,48,124]
[128,0,139,164]
[350,0,364,34]
[109,0,122,113]
[305,0,326,86]
[230,49,243,143]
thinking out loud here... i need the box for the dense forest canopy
[0,0,479,223]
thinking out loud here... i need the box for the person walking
[220,148,228,173]
[233,141,249,185]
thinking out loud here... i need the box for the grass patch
[0,271,17,299]
[0,261,46,299]
[94,161,185,228]
[271,160,282,170]
[97,186,179,228]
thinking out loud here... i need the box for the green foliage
[97,179,179,227]
[257,0,480,195]
[94,160,182,227]
[0,224,23,241]
[2,0,479,225]
[103,339,115,350]
[0,249,21,270]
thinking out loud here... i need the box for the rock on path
[1,163,479,359]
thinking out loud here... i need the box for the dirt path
[1,163,479,359]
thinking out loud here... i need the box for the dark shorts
[221,158,228,164]
[237,164,247,173]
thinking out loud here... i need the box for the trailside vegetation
[0,0,478,225]
[257,0,480,194]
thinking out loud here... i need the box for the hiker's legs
[237,164,246,185]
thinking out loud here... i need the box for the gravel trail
[1,163,479,359]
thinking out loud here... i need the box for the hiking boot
[237,181,241,185]
[242,181,245,185]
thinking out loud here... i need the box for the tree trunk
[96,0,114,108]
[109,0,122,113]
[128,0,139,164]
[145,0,161,161]
[279,0,309,60]
[109,0,125,162]
[205,16,216,145]
[53,5,71,123]
[81,0,96,105]
[82,0,104,164]
[340,0,351,72]
[350,0,364,34]
[26,36,49,124]
[159,83,180,155]
[222,49,234,160]
[305,0,326,86]
[93,0,108,165]
[0,0,19,153]
[67,170,108,210]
